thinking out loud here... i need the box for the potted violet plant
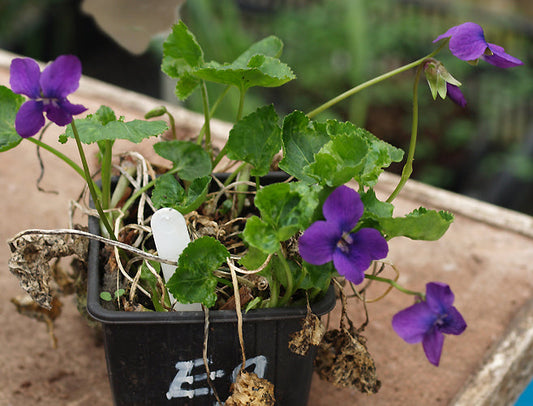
[3,21,523,406]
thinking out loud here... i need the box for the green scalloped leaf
[162,21,204,100]
[360,188,394,219]
[93,105,116,125]
[192,50,295,91]
[243,182,320,253]
[379,207,454,240]
[305,131,368,187]
[255,182,320,238]
[152,173,211,214]
[242,216,280,254]
[166,236,229,307]
[279,111,330,182]
[151,173,185,209]
[303,120,403,187]
[299,261,335,292]
[233,36,284,65]
[153,140,211,181]
[226,105,281,176]
[63,113,167,144]
[0,86,24,152]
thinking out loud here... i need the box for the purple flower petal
[483,43,523,68]
[433,25,460,43]
[434,22,523,68]
[332,228,388,284]
[59,99,87,115]
[332,250,365,284]
[9,55,86,137]
[43,101,72,126]
[353,228,389,261]
[322,185,363,232]
[393,282,466,366]
[446,22,488,61]
[10,58,41,99]
[299,221,339,265]
[440,307,467,335]
[446,83,466,107]
[426,282,455,312]
[392,302,435,344]
[40,55,82,99]
[43,99,87,126]
[15,100,45,138]
[422,328,445,366]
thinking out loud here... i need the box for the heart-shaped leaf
[279,111,330,182]
[63,111,167,144]
[0,86,24,152]
[226,105,281,176]
[153,140,212,181]
[166,236,229,307]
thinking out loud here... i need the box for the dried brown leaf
[7,232,88,309]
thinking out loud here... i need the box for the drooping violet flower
[298,185,388,285]
[446,83,466,107]
[423,59,467,107]
[434,22,523,68]
[10,55,87,138]
[392,282,467,366]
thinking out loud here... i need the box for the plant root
[288,296,326,356]
[314,327,381,394]
[225,370,275,406]
[10,295,63,348]
[314,279,381,394]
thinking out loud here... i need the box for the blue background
[516,378,533,405]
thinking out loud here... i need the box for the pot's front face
[100,310,332,406]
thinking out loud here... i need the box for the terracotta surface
[1,50,533,406]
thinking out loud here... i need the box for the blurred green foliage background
[1,0,532,214]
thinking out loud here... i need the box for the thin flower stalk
[70,120,116,240]
[386,63,424,203]
[364,274,425,299]
[306,42,447,119]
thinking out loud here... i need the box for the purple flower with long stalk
[298,185,388,285]
[392,282,467,366]
[10,55,87,138]
[434,22,523,68]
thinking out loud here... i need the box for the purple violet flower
[298,185,388,285]
[434,22,523,68]
[446,83,467,107]
[392,282,467,366]
[10,55,87,138]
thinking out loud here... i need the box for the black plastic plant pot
[86,172,337,406]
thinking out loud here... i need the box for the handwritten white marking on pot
[151,207,202,311]
[231,355,267,382]
[166,358,225,400]
[165,355,268,400]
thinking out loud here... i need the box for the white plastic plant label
[151,207,202,311]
